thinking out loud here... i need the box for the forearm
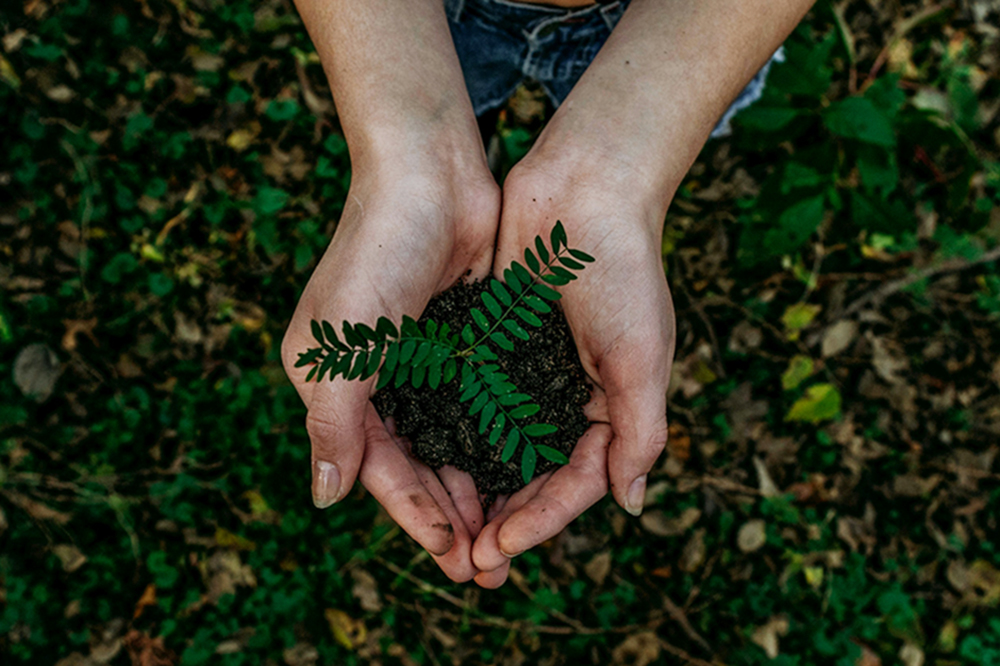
[528,0,814,217]
[294,0,485,176]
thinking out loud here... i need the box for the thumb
[306,379,369,508]
[603,348,670,517]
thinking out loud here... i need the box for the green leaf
[504,268,522,294]
[383,342,400,375]
[471,345,498,362]
[311,320,324,346]
[376,316,398,339]
[558,256,584,271]
[568,248,595,263]
[342,322,366,347]
[535,236,550,264]
[823,96,897,147]
[532,283,561,301]
[321,321,339,348]
[375,367,393,390]
[786,383,842,423]
[461,324,475,346]
[481,292,502,319]
[469,390,489,415]
[510,404,540,419]
[514,307,543,327]
[523,423,558,437]
[522,296,551,314]
[781,355,815,390]
[425,320,438,339]
[550,265,576,281]
[490,332,514,351]
[471,308,490,333]
[502,319,529,341]
[252,186,289,216]
[363,344,383,378]
[525,248,540,274]
[295,348,323,368]
[401,315,420,337]
[356,322,379,342]
[318,353,338,381]
[535,445,568,464]
[550,221,567,253]
[497,392,530,406]
[428,362,442,389]
[521,445,537,484]
[489,423,503,446]
[491,279,512,306]
[305,365,318,382]
[411,364,426,389]
[333,355,353,379]
[502,429,520,463]
[460,381,481,402]
[542,273,571,286]
[782,303,822,340]
[412,342,431,367]
[512,262,532,286]
[348,351,368,380]
[394,363,410,388]
[400,340,416,364]
[443,358,458,384]
[478,402,496,435]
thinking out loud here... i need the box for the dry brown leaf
[63,318,98,351]
[679,528,707,573]
[350,569,382,613]
[584,551,613,586]
[640,507,702,537]
[325,609,366,650]
[737,519,767,553]
[751,616,789,659]
[611,632,660,666]
[14,343,61,402]
[855,643,882,666]
[123,629,177,666]
[53,544,87,572]
[822,320,858,358]
[899,643,924,666]
[753,456,780,497]
[132,584,157,621]
[282,643,319,666]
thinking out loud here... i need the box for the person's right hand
[281,158,500,583]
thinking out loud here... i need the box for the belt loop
[600,0,627,32]
[445,0,466,22]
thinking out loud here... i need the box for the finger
[473,560,510,589]
[358,405,455,556]
[306,378,370,509]
[583,385,609,423]
[437,466,486,539]
[493,423,611,558]
[602,346,670,516]
[485,494,509,523]
[472,473,553,573]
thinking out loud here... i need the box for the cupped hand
[281,165,500,582]
[471,158,676,585]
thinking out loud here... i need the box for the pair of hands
[281,145,676,587]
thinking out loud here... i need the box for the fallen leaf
[822,320,858,357]
[584,551,612,585]
[782,303,822,340]
[283,644,319,666]
[14,343,61,402]
[869,334,909,385]
[855,643,882,666]
[678,528,707,573]
[325,609,366,650]
[899,643,924,666]
[350,569,382,613]
[611,632,660,666]
[786,383,842,423]
[62,318,98,352]
[215,527,256,551]
[132,584,158,620]
[751,616,789,659]
[782,355,815,390]
[53,544,87,572]
[46,84,75,102]
[640,507,702,537]
[753,456,780,497]
[737,519,767,553]
[123,629,177,666]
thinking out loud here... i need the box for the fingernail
[499,546,523,559]
[624,475,647,516]
[312,460,341,509]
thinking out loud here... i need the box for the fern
[295,221,595,484]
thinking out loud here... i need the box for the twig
[842,245,1000,316]
[677,281,726,379]
[663,592,713,654]
[864,2,953,88]
[657,637,723,666]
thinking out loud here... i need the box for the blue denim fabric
[444,0,784,138]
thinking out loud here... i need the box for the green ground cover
[2,0,1000,664]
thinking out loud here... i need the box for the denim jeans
[444,0,784,138]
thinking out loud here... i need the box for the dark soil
[372,280,591,500]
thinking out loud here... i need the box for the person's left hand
[470,153,677,587]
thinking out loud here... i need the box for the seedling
[296,221,594,484]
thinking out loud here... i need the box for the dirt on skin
[372,279,591,500]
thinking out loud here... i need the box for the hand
[281,164,500,583]
[471,156,676,586]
